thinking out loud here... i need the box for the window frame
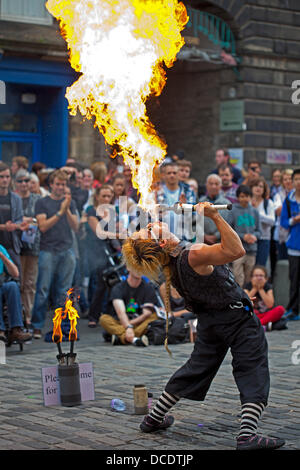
[0,0,53,26]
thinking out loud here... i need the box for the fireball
[46,0,188,212]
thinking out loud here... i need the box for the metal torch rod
[55,341,65,364]
[156,202,232,214]
[179,203,232,211]
[67,340,76,365]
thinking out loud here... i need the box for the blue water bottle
[111,398,126,411]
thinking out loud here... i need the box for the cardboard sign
[41,362,95,406]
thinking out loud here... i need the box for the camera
[102,264,127,288]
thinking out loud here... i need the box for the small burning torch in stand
[52,288,80,365]
[52,289,81,407]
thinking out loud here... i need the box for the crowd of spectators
[0,148,299,348]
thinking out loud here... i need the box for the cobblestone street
[0,313,299,454]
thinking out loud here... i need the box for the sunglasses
[16,179,30,183]
[249,166,259,171]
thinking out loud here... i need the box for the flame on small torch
[46,0,188,213]
[52,288,80,343]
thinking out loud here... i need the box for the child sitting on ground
[244,265,286,331]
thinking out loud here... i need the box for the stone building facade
[0,1,299,183]
[152,0,300,181]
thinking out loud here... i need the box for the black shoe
[111,334,122,346]
[140,415,174,433]
[236,434,285,450]
[134,335,149,347]
[103,332,112,343]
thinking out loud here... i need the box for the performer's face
[132,221,172,242]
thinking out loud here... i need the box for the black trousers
[165,305,270,405]
[287,255,300,315]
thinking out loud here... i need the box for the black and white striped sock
[238,402,265,439]
[148,390,180,423]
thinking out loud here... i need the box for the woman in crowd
[250,176,275,266]
[111,174,137,234]
[123,165,139,203]
[269,168,282,200]
[272,169,294,263]
[81,168,94,212]
[244,265,285,331]
[14,169,41,327]
[85,184,120,327]
[29,172,49,197]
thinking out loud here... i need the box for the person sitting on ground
[244,265,285,331]
[100,270,160,346]
[0,244,32,344]
[159,282,195,320]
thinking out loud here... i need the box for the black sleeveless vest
[170,249,249,313]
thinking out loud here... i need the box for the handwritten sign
[41,362,95,406]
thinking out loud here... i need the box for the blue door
[0,57,78,169]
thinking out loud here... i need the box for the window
[0,0,53,25]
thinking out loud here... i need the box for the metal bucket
[58,363,82,407]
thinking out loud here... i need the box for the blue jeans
[256,240,270,266]
[31,249,76,330]
[0,281,24,331]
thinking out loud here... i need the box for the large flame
[46,0,188,212]
[52,288,80,343]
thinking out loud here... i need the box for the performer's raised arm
[188,202,245,270]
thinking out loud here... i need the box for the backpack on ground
[146,317,190,345]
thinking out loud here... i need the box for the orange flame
[46,0,188,212]
[52,288,80,343]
